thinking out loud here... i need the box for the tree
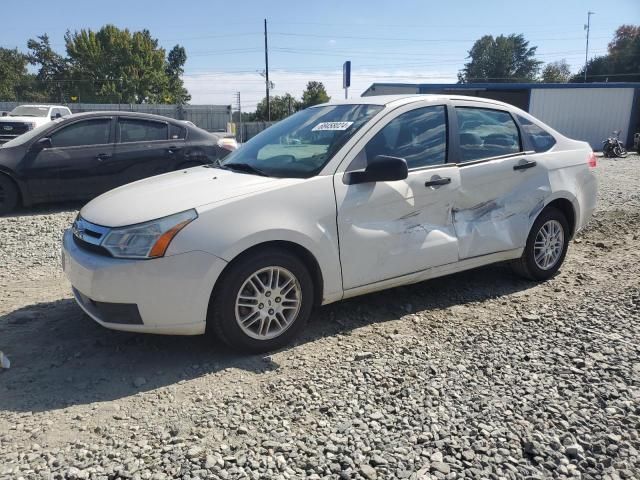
[255,93,300,121]
[301,81,330,108]
[63,25,190,103]
[26,34,69,101]
[541,59,571,83]
[0,48,30,101]
[165,45,191,104]
[572,25,640,82]
[458,34,542,83]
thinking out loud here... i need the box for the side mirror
[55,113,62,119]
[344,155,408,185]
[33,137,52,150]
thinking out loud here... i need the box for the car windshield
[1,118,64,148]
[220,104,384,178]
[10,106,50,117]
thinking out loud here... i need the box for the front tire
[0,175,19,215]
[613,145,627,158]
[512,207,569,281]
[208,248,314,352]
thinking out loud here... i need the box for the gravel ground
[1,156,639,480]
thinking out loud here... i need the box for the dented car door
[450,103,550,259]
[335,103,460,290]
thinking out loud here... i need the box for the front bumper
[62,230,227,335]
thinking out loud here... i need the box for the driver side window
[50,119,112,148]
[359,105,447,170]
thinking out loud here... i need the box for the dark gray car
[0,111,236,214]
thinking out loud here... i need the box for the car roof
[13,104,65,109]
[64,111,184,123]
[317,94,516,110]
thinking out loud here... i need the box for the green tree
[301,81,330,108]
[26,34,69,101]
[541,59,571,83]
[458,34,542,83]
[255,93,300,121]
[573,25,640,82]
[165,45,191,104]
[0,48,31,101]
[64,25,189,103]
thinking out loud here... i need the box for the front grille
[72,216,112,256]
[73,234,111,257]
[0,122,30,135]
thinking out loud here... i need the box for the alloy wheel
[235,266,302,340]
[533,219,564,270]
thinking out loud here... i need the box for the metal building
[362,82,640,150]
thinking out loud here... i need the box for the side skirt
[338,248,523,302]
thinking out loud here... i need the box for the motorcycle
[602,130,628,158]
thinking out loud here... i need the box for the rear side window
[50,119,111,148]
[119,119,168,143]
[456,107,521,162]
[515,114,556,153]
[169,124,187,140]
[364,105,447,169]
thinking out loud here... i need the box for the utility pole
[584,11,595,82]
[234,91,243,143]
[264,19,270,121]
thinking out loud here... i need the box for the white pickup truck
[0,105,72,144]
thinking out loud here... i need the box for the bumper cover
[62,229,227,335]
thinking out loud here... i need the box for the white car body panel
[62,94,597,336]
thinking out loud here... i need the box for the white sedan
[62,95,597,352]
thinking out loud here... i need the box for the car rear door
[23,116,115,201]
[334,102,461,290]
[108,117,179,189]
[450,101,551,259]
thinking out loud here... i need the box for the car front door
[450,102,551,259]
[334,103,461,291]
[109,117,178,190]
[22,117,115,202]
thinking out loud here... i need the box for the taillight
[217,137,238,152]
[587,152,597,168]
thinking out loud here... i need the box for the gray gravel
[1,156,639,480]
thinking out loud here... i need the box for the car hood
[0,116,47,124]
[80,166,299,228]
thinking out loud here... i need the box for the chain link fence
[0,102,232,133]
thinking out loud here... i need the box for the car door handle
[513,160,537,171]
[96,153,112,161]
[425,177,451,187]
[167,146,181,154]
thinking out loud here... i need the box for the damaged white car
[62,95,597,352]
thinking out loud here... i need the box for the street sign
[343,61,351,99]
[343,61,351,89]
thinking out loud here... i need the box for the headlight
[26,122,36,131]
[101,209,197,259]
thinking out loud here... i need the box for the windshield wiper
[220,162,269,177]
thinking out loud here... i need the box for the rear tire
[0,175,19,215]
[208,247,314,353]
[512,207,569,281]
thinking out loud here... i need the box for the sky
[2,0,639,110]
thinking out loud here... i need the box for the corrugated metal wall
[529,88,634,149]
[0,102,232,132]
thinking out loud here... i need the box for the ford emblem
[2,126,13,131]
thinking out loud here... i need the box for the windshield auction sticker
[312,121,354,131]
